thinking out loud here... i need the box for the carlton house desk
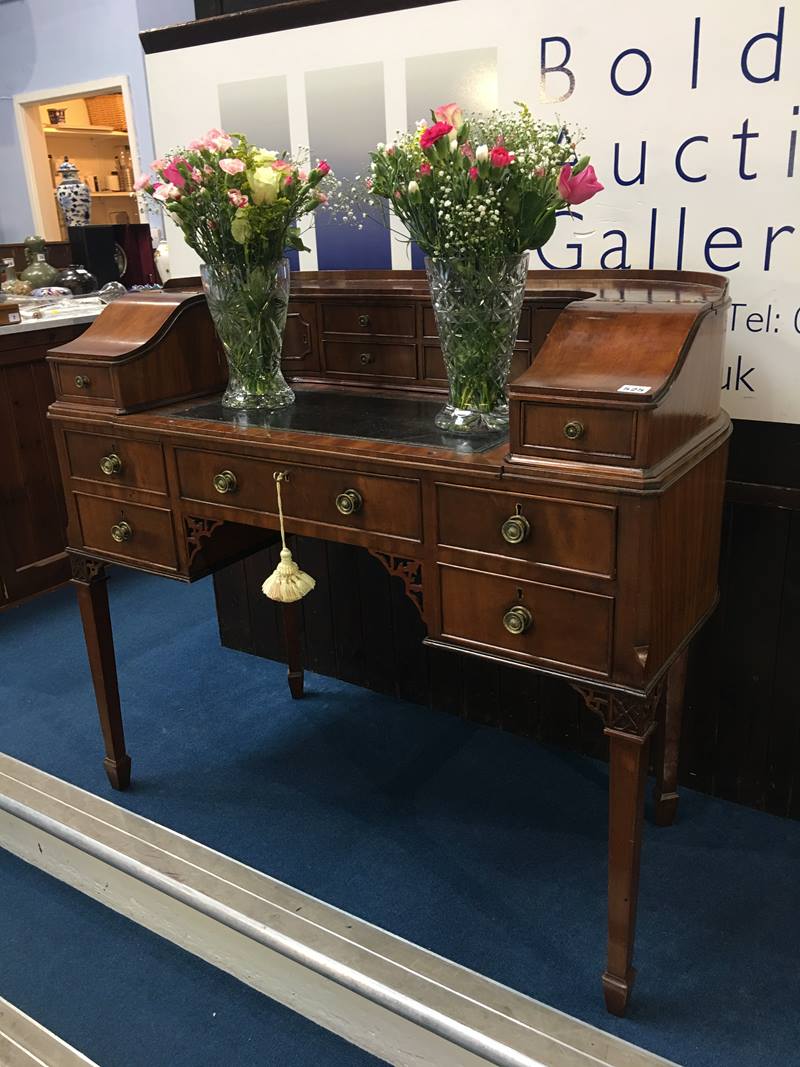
[46,268,730,1016]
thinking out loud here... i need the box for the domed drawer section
[439,564,613,676]
[520,402,637,461]
[436,484,616,578]
[64,431,166,493]
[74,493,177,570]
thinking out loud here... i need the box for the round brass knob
[358,314,370,327]
[501,514,531,545]
[213,470,238,495]
[502,605,533,635]
[74,374,90,389]
[110,521,133,543]
[563,420,585,441]
[100,453,122,476]
[335,489,362,515]
[359,352,374,365]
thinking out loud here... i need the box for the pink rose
[315,190,328,204]
[219,157,245,175]
[203,164,213,175]
[557,163,604,205]
[298,170,308,182]
[460,143,474,160]
[153,182,181,202]
[420,122,453,151]
[272,159,293,173]
[489,145,514,168]
[204,128,232,151]
[419,161,432,176]
[162,158,187,187]
[469,166,479,182]
[227,188,248,208]
[186,138,206,151]
[316,159,330,176]
[434,103,464,131]
[190,167,202,182]
[151,158,167,171]
[133,173,151,191]
[385,145,396,156]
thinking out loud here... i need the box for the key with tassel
[262,471,316,603]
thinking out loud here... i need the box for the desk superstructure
[47,269,730,1015]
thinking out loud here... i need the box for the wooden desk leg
[70,557,131,790]
[282,602,304,700]
[652,648,688,827]
[603,719,653,1016]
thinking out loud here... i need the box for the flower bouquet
[367,103,602,433]
[136,129,333,409]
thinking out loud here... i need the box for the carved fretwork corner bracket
[368,551,424,621]
[185,516,224,565]
[571,680,664,739]
[69,554,106,584]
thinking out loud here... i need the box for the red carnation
[469,166,479,181]
[419,161,432,176]
[490,145,514,168]
[420,122,453,151]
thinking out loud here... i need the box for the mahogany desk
[47,269,731,1015]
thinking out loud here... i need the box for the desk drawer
[74,493,177,569]
[521,402,636,459]
[65,431,166,493]
[437,485,616,577]
[175,450,422,542]
[323,303,415,337]
[56,362,114,402]
[439,565,612,675]
[323,341,417,380]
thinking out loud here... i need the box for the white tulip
[476,144,489,163]
[408,180,420,194]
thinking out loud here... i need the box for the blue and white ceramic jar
[55,158,91,227]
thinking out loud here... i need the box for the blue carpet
[1,568,799,1067]
[0,849,381,1067]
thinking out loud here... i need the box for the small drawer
[437,484,616,577]
[175,450,422,543]
[439,565,612,675]
[323,303,415,338]
[423,306,530,342]
[65,431,167,493]
[74,493,177,569]
[521,402,636,459]
[323,341,417,380]
[55,362,114,402]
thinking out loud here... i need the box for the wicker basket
[85,93,127,131]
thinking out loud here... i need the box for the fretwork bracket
[367,551,424,620]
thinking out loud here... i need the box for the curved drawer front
[74,493,177,569]
[175,449,422,543]
[439,565,613,676]
[437,484,616,577]
[65,431,166,493]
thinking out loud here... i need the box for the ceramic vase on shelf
[56,264,98,295]
[19,236,60,287]
[425,252,529,435]
[200,258,294,410]
[55,158,91,227]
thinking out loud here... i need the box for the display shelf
[44,126,129,139]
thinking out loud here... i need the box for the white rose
[476,144,489,163]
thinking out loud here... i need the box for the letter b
[540,37,575,103]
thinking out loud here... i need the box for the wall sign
[145,0,797,423]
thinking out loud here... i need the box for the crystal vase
[425,252,529,434]
[200,257,294,410]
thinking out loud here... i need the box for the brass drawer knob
[358,314,370,327]
[74,374,91,389]
[110,521,133,543]
[213,470,238,494]
[503,605,533,635]
[563,420,585,441]
[359,352,374,365]
[335,489,362,515]
[501,514,530,545]
[100,453,122,476]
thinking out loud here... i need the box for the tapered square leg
[652,648,688,827]
[604,722,652,1016]
[282,601,305,699]
[71,557,131,790]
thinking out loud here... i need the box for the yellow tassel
[262,472,316,603]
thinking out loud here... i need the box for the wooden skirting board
[0,753,675,1067]
[0,997,99,1067]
